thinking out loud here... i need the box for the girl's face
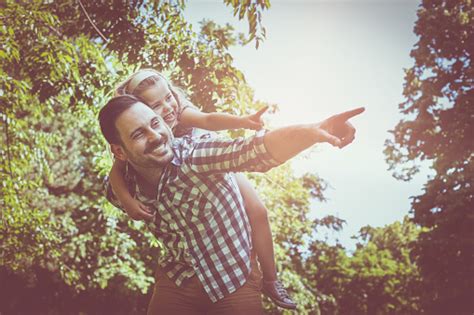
[139,79,179,129]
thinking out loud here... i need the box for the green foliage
[306,218,422,315]
[223,0,270,48]
[49,0,263,115]
[1,3,161,310]
[384,0,473,312]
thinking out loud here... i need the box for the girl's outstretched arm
[179,106,268,131]
[109,160,154,221]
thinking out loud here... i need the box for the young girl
[108,69,296,309]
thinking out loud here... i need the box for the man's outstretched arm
[263,107,365,162]
[187,107,365,174]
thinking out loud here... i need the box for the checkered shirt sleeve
[186,129,281,174]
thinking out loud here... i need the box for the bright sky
[184,0,431,250]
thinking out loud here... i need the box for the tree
[306,218,423,315]
[384,0,473,313]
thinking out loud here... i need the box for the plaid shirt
[106,130,280,302]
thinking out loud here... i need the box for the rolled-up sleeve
[187,130,282,174]
[103,176,124,210]
[102,167,136,212]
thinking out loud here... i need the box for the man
[98,95,364,314]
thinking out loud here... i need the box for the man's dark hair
[99,95,142,144]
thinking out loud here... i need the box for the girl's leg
[234,173,277,281]
[234,174,296,309]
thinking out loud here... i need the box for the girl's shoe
[262,280,297,310]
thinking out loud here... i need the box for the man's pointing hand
[316,107,365,148]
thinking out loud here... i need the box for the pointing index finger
[335,107,365,122]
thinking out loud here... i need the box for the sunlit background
[185,0,432,249]
[2,1,469,313]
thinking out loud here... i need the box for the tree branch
[77,0,109,43]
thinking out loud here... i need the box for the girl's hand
[241,106,269,130]
[123,199,154,222]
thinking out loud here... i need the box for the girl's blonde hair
[114,68,188,111]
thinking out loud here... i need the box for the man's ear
[111,143,127,161]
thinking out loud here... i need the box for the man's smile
[144,137,169,155]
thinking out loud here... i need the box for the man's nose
[146,128,162,142]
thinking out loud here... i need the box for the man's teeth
[153,143,165,151]
[150,141,167,153]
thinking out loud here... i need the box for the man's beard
[144,138,165,154]
[125,140,173,169]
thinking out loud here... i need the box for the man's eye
[133,132,143,139]
[152,103,161,110]
[166,94,172,102]
[152,120,160,128]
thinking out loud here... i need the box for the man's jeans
[147,256,263,315]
